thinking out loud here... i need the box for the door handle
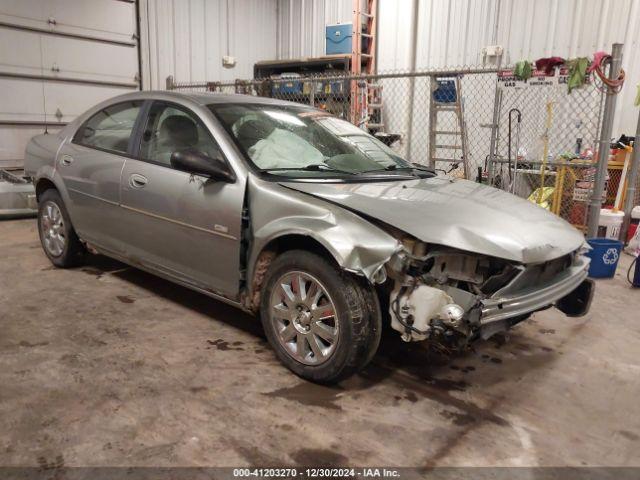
[129,173,148,188]
[60,155,74,166]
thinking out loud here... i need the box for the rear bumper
[480,255,591,324]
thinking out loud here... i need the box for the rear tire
[260,250,381,384]
[37,189,85,268]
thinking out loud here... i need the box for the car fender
[27,133,80,226]
[33,167,76,217]
[246,176,401,304]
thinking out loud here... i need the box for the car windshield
[208,103,417,178]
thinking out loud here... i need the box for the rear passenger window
[74,101,142,154]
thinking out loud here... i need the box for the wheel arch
[244,232,343,313]
[35,177,58,200]
[33,171,78,230]
[261,233,340,264]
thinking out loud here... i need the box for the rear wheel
[37,189,85,267]
[260,250,381,384]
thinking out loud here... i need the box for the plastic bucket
[598,208,624,239]
[586,238,623,278]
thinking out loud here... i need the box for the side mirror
[170,149,235,183]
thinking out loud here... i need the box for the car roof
[104,90,311,108]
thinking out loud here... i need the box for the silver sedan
[24,91,594,383]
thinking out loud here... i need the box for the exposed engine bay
[385,237,592,348]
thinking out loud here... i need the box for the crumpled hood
[280,177,585,264]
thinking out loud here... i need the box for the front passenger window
[139,104,223,167]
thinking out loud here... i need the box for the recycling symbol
[602,248,619,265]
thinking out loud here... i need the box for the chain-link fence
[486,68,607,232]
[167,67,503,180]
[166,64,636,233]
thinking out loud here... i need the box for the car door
[56,100,143,254]
[118,100,244,298]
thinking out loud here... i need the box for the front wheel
[260,250,381,384]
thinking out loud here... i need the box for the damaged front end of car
[383,238,594,348]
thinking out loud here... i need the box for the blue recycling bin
[585,238,623,278]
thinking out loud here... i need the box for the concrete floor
[1,217,639,468]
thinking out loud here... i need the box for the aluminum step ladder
[428,76,470,179]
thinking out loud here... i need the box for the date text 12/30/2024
[233,468,401,478]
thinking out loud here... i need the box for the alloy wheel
[40,201,66,257]
[269,271,339,365]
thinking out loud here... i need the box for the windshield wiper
[261,164,356,175]
[359,164,436,175]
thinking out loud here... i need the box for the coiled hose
[594,54,625,93]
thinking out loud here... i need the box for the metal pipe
[167,67,503,91]
[510,110,522,194]
[537,102,554,204]
[405,0,420,162]
[508,108,521,184]
[275,0,280,59]
[620,110,640,242]
[374,0,380,75]
[0,121,67,127]
[134,0,143,90]
[492,0,502,45]
[587,43,624,238]
[0,71,137,89]
[0,21,136,47]
[491,158,594,167]
[486,86,503,185]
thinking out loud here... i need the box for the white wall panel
[43,82,138,122]
[42,36,138,84]
[276,0,351,58]
[0,0,138,167]
[0,77,134,124]
[0,126,64,166]
[0,0,136,44]
[0,28,137,84]
[140,0,278,89]
[0,78,47,123]
[0,29,42,76]
[0,78,131,124]
[377,0,414,70]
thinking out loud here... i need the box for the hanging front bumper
[480,255,591,325]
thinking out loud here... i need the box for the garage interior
[1,0,640,475]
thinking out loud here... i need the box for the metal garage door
[0,0,140,168]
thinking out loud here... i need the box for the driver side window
[139,102,223,167]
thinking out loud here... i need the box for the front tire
[37,189,85,268]
[260,250,381,384]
